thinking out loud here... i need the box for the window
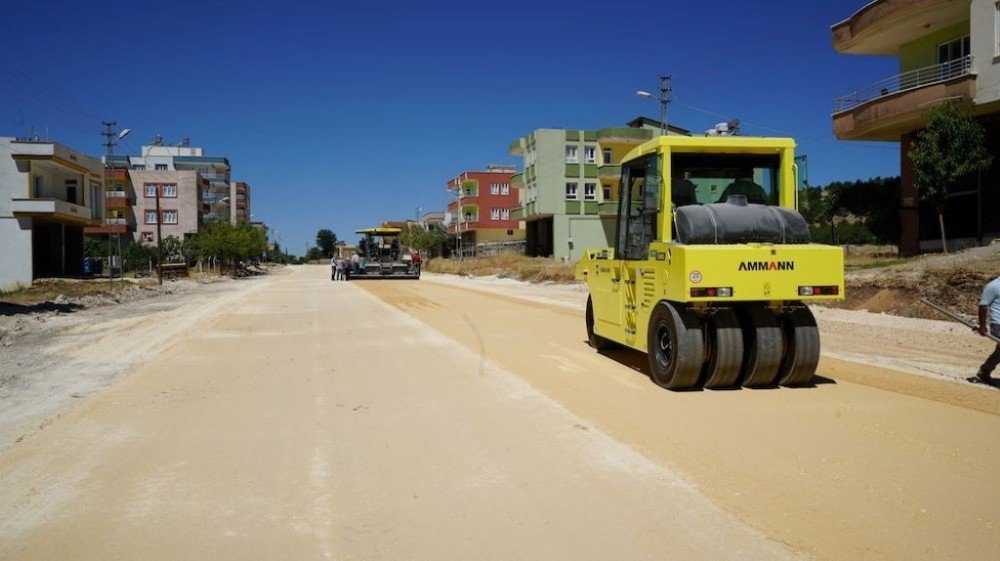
[996,2,1000,57]
[565,145,578,163]
[145,210,158,224]
[464,212,474,222]
[490,183,499,195]
[144,184,157,197]
[937,35,970,65]
[141,232,154,243]
[603,148,613,165]
[155,163,168,171]
[162,184,177,197]
[490,208,500,220]
[33,176,43,197]
[65,179,78,204]
[616,155,661,261]
[507,229,514,235]
[501,208,510,220]
[500,183,510,195]
[584,146,597,164]
[565,182,578,200]
[603,184,612,200]
[132,164,145,171]
[672,153,780,206]
[584,182,597,201]
[162,210,178,224]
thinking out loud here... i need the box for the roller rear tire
[740,306,785,388]
[703,308,744,389]
[778,306,820,387]
[647,302,705,390]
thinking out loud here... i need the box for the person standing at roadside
[977,274,1000,385]
[334,255,345,281]
[330,255,337,281]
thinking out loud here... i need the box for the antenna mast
[102,121,118,156]
[658,75,672,135]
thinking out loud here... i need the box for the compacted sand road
[0,266,801,560]
[357,273,1000,561]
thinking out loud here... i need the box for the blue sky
[0,0,900,255]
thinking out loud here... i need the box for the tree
[316,229,338,258]
[908,102,993,253]
[400,223,452,256]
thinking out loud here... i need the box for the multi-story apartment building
[84,167,135,239]
[231,181,250,224]
[446,164,524,247]
[0,137,104,289]
[832,0,1000,253]
[108,138,234,226]
[509,118,688,261]
[131,170,205,244]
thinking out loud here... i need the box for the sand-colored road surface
[358,274,1000,561]
[0,266,802,560]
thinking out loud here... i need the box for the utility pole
[155,187,163,285]
[658,75,672,136]
[102,121,117,288]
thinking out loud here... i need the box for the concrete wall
[0,217,33,289]
[554,215,616,262]
[130,170,201,244]
[972,0,1000,106]
[533,129,570,217]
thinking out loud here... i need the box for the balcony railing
[834,55,973,113]
[104,218,128,226]
[105,190,127,198]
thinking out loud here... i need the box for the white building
[0,138,104,290]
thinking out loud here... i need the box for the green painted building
[509,117,688,261]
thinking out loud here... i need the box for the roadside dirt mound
[837,245,1000,320]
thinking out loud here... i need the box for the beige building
[130,170,204,244]
[832,0,1000,253]
[0,138,103,289]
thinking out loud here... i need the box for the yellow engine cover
[655,242,844,303]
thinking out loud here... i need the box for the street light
[635,75,672,135]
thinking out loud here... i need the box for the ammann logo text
[738,261,795,271]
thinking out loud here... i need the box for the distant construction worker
[976,275,1000,385]
[334,256,345,281]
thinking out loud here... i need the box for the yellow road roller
[576,135,844,389]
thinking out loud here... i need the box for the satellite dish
[118,128,132,140]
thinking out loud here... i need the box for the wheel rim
[655,322,673,370]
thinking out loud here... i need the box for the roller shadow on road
[589,340,837,391]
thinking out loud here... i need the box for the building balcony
[511,206,525,220]
[84,218,132,235]
[597,127,653,144]
[833,56,976,140]
[832,0,970,56]
[105,169,130,181]
[598,164,621,180]
[12,198,98,225]
[448,221,479,234]
[105,190,130,209]
[598,202,618,216]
